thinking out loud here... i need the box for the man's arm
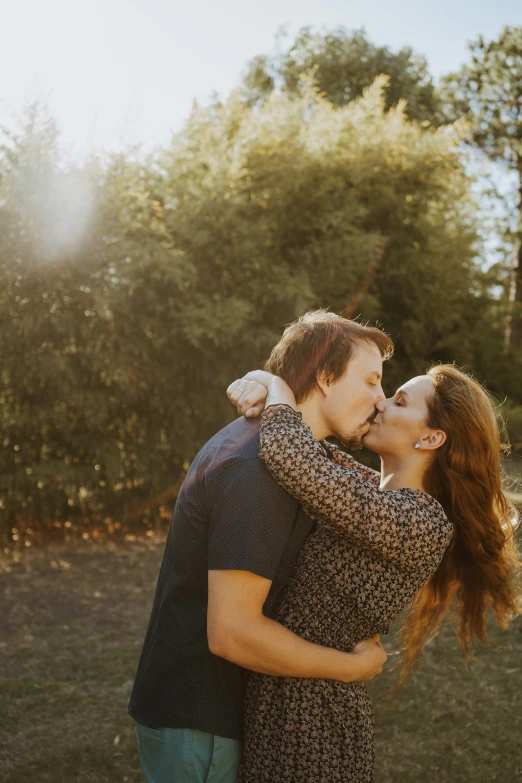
[208,570,386,683]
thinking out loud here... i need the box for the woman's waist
[276,579,393,640]
[275,604,390,650]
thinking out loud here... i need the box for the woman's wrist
[265,378,297,410]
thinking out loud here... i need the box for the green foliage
[441,27,522,167]
[0,82,518,543]
[441,26,522,347]
[241,26,443,124]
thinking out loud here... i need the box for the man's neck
[296,397,331,441]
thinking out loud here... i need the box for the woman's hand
[227,371,296,418]
[227,377,269,418]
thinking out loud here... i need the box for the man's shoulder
[180,417,263,494]
[200,415,262,466]
[183,416,293,508]
[181,415,300,520]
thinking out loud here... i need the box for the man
[128,310,393,783]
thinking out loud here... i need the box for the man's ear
[316,372,333,397]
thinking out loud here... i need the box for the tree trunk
[508,240,522,348]
[342,238,388,318]
[506,170,522,350]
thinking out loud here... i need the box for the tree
[0,105,120,537]
[441,26,522,348]
[0,82,498,542]
[241,26,443,124]
[158,77,485,392]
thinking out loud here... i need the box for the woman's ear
[421,430,447,451]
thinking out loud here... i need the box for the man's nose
[374,384,386,403]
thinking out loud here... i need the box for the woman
[226,365,520,783]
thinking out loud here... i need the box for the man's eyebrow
[368,371,382,380]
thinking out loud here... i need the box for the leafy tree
[152,76,487,415]
[0,82,504,542]
[0,107,119,538]
[441,26,522,348]
[242,26,443,124]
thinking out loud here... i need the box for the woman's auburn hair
[395,363,521,691]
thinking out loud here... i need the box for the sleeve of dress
[259,405,453,570]
[321,441,381,486]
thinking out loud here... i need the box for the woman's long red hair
[395,364,521,690]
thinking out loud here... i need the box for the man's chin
[340,434,365,451]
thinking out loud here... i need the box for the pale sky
[1,0,521,156]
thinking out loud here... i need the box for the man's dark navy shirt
[128,415,316,741]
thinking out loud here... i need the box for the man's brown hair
[264,310,394,403]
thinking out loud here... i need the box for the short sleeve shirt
[128,415,316,741]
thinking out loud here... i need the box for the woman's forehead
[399,375,434,397]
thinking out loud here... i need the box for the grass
[1,534,521,783]
[369,616,522,782]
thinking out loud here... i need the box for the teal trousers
[135,723,242,783]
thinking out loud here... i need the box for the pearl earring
[414,443,420,449]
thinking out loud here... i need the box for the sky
[1,0,522,156]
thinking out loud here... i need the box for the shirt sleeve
[206,454,299,580]
[259,405,452,571]
[321,441,381,486]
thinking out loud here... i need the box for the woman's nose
[375,398,387,412]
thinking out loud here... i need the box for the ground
[1,531,521,783]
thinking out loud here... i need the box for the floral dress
[236,405,453,783]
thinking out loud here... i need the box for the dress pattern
[237,405,453,782]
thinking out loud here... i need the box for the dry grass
[1,535,521,783]
[0,537,160,783]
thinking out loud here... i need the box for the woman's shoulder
[396,488,452,530]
